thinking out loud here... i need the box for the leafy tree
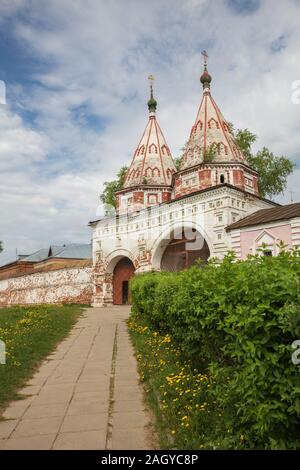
[203,143,219,162]
[234,128,295,199]
[174,156,182,170]
[175,142,188,170]
[100,166,128,209]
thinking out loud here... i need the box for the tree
[234,128,295,199]
[100,166,128,209]
[175,142,188,170]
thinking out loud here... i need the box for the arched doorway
[112,257,135,305]
[161,228,210,272]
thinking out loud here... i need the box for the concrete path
[0,306,154,450]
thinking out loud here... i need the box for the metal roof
[23,248,50,262]
[18,244,91,263]
[227,202,300,231]
[48,245,65,257]
[50,243,92,260]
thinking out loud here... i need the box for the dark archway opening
[122,281,129,304]
[113,257,135,305]
[161,228,210,272]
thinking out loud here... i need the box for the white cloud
[1,0,300,264]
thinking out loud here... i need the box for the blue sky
[0,0,300,265]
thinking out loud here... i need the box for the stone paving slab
[0,306,155,450]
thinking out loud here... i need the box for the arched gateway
[160,228,210,272]
[106,229,209,305]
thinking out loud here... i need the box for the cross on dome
[202,50,208,70]
[147,74,157,114]
[200,50,212,90]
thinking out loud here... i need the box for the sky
[0,0,300,265]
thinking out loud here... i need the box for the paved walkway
[0,306,154,450]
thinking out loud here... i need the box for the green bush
[130,250,300,449]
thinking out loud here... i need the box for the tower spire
[200,50,212,91]
[147,74,157,114]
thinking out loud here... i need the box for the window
[255,231,277,257]
[183,176,197,187]
[148,194,158,205]
[220,174,225,184]
[263,249,273,257]
[231,213,239,223]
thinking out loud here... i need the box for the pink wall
[239,223,292,259]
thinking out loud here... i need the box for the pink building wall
[239,223,293,259]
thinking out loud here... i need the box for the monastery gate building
[90,57,277,306]
[1,56,299,308]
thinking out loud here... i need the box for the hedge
[130,250,300,449]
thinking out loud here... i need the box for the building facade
[227,203,300,259]
[90,58,277,306]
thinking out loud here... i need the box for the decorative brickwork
[0,267,93,307]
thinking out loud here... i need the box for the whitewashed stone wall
[0,267,93,306]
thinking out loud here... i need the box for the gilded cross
[202,50,208,70]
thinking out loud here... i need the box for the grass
[0,304,86,413]
[128,313,226,450]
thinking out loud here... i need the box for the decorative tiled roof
[123,78,176,188]
[180,52,248,171]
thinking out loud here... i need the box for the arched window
[161,145,170,156]
[138,145,145,155]
[149,143,158,154]
[220,174,225,184]
[208,118,219,129]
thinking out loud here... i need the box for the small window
[263,249,273,257]
[148,194,157,205]
[220,174,225,184]
[231,213,239,223]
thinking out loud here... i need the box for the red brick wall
[253,176,259,195]
[0,262,36,281]
[113,258,135,305]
